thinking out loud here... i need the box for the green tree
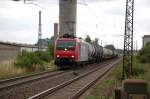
[85,35,92,43]
[93,38,99,45]
[137,42,150,63]
[12,0,20,1]
[105,45,115,50]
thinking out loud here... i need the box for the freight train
[54,35,118,69]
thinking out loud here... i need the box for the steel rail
[0,69,57,83]
[28,59,120,99]
[69,59,120,99]
[0,69,66,90]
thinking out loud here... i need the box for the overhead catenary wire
[81,0,104,26]
[12,1,124,38]
[30,0,95,37]
[80,0,107,40]
[23,1,59,23]
[10,0,103,36]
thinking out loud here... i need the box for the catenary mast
[122,0,134,79]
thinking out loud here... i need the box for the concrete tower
[59,0,77,36]
[54,23,58,44]
[38,11,42,51]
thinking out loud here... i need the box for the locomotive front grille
[55,58,75,65]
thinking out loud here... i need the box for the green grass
[0,60,56,80]
[85,78,114,99]
[134,63,150,92]
[85,62,122,99]
[85,57,150,99]
[0,60,25,80]
[0,49,56,80]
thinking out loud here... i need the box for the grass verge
[0,60,56,80]
[85,58,150,99]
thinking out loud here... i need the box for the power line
[81,0,104,26]
[22,1,59,23]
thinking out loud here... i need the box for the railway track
[0,62,101,99]
[28,59,120,99]
[0,68,76,99]
[0,69,65,90]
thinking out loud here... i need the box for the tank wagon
[54,36,117,68]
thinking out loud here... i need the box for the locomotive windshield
[56,40,76,50]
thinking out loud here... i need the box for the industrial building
[143,35,150,47]
[0,41,47,62]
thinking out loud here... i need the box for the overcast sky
[0,0,150,49]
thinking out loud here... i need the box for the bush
[15,51,51,71]
[47,45,54,59]
[132,56,145,76]
[15,51,32,68]
[35,51,50,62]
[137,43,150,63]
[139,54,149,63]
[133,63,145,76]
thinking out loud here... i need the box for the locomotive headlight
[71,55,74,58]
[57,55,60,58]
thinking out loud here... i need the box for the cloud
[83,0,119,3]
[134,0,150,35]
[0,30,38,44]
[0,0,150,49]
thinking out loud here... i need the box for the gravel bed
[0,70,63,90]
[0,71,74,99]
[0,59,115,99]
[43,61,113,99]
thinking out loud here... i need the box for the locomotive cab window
[56,40,76,50]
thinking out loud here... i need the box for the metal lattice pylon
[122,0,134,79]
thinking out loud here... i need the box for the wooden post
[115,88,121,99]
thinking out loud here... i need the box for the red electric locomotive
[54,34,117,69]
[54,37,80,67]
[54,35,103,69]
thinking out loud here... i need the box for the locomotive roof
[57,37,81,41]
